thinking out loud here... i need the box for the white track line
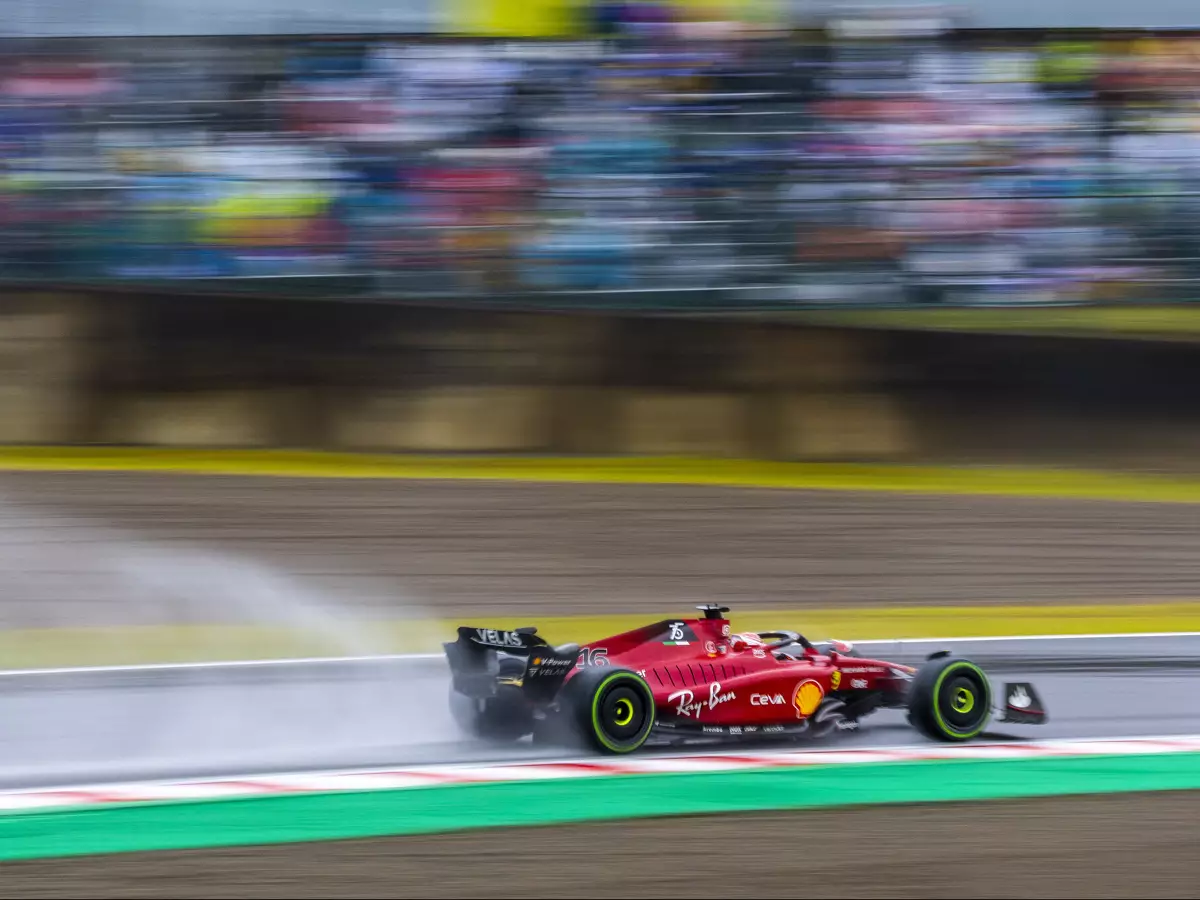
[3,734,1200,813]
[2,631,1198,677]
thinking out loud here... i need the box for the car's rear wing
[443,625,580,704]
[454,626,546,653]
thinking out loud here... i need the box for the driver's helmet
[727,632,765,653]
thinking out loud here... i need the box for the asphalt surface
[3,635,1199,790]
[2,470,1200,896]
[0,471,1199,627]
[5,792,1198,899]
[0,469,1193,788]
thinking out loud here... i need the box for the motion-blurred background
[4,6,1200,896]
[0,0,1199,470]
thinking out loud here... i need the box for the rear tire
[907,656,992,742]
[562,666,655,754]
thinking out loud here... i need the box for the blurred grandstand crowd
[3,22,1200,307]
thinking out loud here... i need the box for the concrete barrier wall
[5,290,1200,468]
[0,294,96,444]
[333,387,554,453]
[776,392,914,460]
[103,391,288,448]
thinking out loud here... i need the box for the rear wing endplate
[443,625,579,703]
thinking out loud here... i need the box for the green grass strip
[3,753,1200,862]
[2,448,1200,504]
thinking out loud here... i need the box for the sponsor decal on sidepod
[668,682,736,719]
[751,693,786,706]
[793,679,824,719]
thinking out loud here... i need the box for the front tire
[907,656,992,742]
[562,666,655,754]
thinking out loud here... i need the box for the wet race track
[2,635,1199,790]
[0,470,1195,787]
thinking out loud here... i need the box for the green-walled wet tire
[562,666,655,755]
[907,656,992,742]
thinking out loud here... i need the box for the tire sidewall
[909,656,992,742]
[565,666,656,754]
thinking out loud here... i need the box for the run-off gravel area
[0,471,1197,626]
[3,792,1198,899]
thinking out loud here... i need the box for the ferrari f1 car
[444,605,1047,754]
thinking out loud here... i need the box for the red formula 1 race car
[444,605,1048,754]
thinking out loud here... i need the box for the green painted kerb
[3,753,1200,863]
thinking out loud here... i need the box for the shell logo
[793,679,825,719]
